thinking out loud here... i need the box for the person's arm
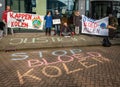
[79,15,82,20]
[2,12,6,24]
[44,16,46,20]
[73,15,75,25]
[107,25,116,30]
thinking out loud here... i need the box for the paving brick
[0,46,120,87]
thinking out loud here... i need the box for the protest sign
[53,19,61,25]
[7,12,44,30]
[82,15,109,36]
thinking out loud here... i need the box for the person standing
[44,11,53,36]
[108,14,118,39]
[102,14,118,47]
[73,11,82,35]
[53,10,61,36]
[2,5,13,36]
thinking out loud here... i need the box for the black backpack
[102,37,111,47]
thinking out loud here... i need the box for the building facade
[90,0,120,19]
[0,0,5,19]
[0,0,120,19]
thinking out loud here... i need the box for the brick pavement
[0,46,120,87]
[0,33,120,51]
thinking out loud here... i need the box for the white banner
[82,15,109,36]
[7,12,44,30]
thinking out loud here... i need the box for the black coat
[61,25,72,33]
[53,14,61,19]
[0,21,5,30]
[73,15,82,27]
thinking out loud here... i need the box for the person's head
[109,14,113,17]
[6,6,11,10]
[46,11,51,16]
[76,11,80,15]
[55,10,59,14]
[75,11,80,16]
[63,22,68,27]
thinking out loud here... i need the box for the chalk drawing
[9,37,49,45]
[9,37,86,45]
[28,55,74,67]
[52,50,67,56]
[11,49,83,61]
[27,52,110,68]
[23,38,35,44]
[70,49,82,55]
[62,63,83,74]
[11,53,29,60]
[16,51,110,85]
[71,37,78,41]
[80,37,86,41]
[10,38,24,45]
[79,60,97,69]
[17,68,41,85]
[42,66,62,78]
[34,37,48,43]
[28,59,44,67]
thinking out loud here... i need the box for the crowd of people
[0,5,119,44]
[44,10,82,37]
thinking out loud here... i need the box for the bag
[102,37,111,47]
[75,27,79,34]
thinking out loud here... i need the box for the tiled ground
[0,46,120,87]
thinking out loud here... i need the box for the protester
[2,5,13,36]
[53,10,61,36]
[0,21,5,38]
[73,11,82,35]
[60,22,74,37]
[44,11,53,36]
[108,14,118,39]
[61,14,68,26]
[102,14,118,47]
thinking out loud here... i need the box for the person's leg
[4,25,8,36]
[57,25,60,36]
[48,28,51,36]
[10,28,14,35]
[109,29,115,39]
[75,26,79,35]
[45,28,48,35]
[0,30,3,39]
[102,36,111,47]
[54,25,57,35]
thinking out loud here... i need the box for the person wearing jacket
[53,10,61,36]
[60,22,74,36]
[44,11,53,36]
[2,5,13,36]
[73,11,82,35]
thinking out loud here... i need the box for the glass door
[6,0,25,12]
[91,1,112,19]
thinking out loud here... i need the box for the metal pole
[18,0,21,32]
[18,0,20,12]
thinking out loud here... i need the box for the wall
[78,0,86,15]
[36,0,46,15]
[0,0,5,20]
